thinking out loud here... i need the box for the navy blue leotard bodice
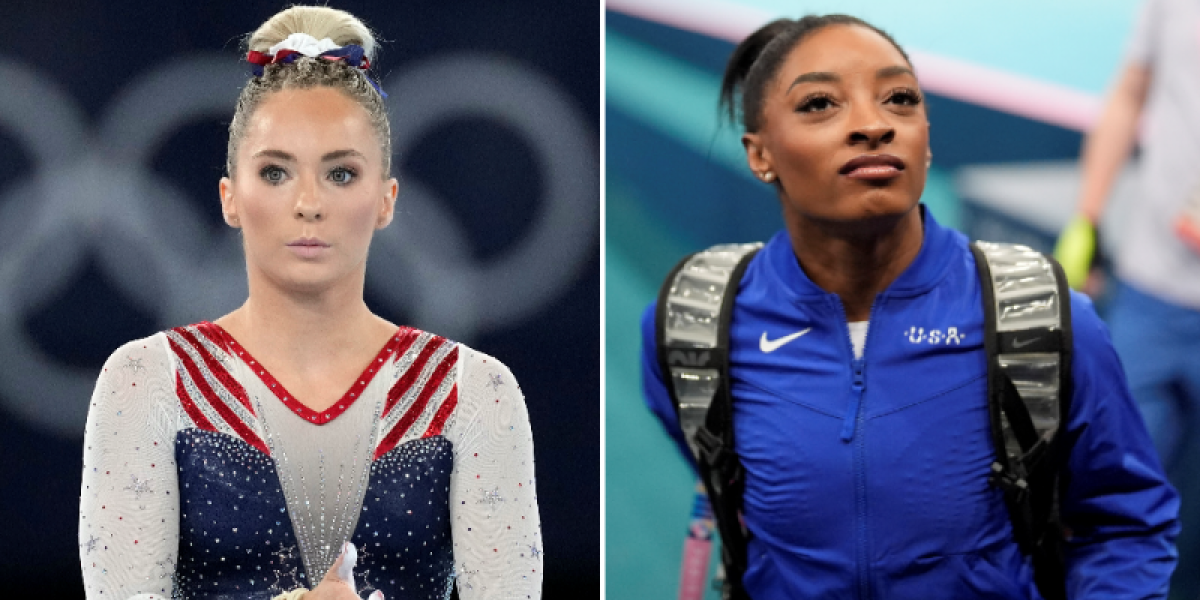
[174,430,454,599]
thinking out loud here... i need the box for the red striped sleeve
[421,384,459,439]
[383,336,445,417]
[391,328,422,367]
[174,327,255,416]
[376,346,459,459]
[175,371,218,433]
[195,321,239,354]
[169,337,270,456]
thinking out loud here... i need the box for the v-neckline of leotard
[198,321,412,425]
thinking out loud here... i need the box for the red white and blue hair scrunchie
[246,33,387,98]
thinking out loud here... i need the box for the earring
[760,171,776,182]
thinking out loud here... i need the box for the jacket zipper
[836,296,878,600]
[840,359,867,442]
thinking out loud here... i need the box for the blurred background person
[605,0,1164,597]
[1058,0,1200,597]
[0,2,597,597]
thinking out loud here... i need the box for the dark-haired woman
[641,15,1178,599]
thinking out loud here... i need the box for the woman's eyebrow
[787,65,916,93]
[248,149,365,162]
[877,65,916,80]
[322,149,366,162]
[252,149,296,161]
[788,71,837,92]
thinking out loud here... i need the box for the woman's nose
[294,179,323,220]
[848,122,895,146]
[846,100,895,146]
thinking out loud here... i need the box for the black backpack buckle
[989,461,1029,501]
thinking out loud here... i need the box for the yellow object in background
[1054,215,1098,290]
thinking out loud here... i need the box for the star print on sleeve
[79,335,180,600]
[458,563,480,592]
[155,555,176,579]
[124,355,146,372]
[487,372,504,391]
[124,475,154,500]
[448,349,541,599]
[478,487,505,507]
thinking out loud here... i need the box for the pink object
[679,537,713,600]
[1175,214,1200,255]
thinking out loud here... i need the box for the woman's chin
[851,187,921,215]
[793,193,920,238]
[263,265,349,296]
[825,194,919,225]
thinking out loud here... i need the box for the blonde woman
[78,6,541,599]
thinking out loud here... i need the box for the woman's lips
[839,154,906,180]
[287,238,329,259]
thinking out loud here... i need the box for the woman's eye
[887,89,923,106]
[798,95,835,113]
[329,167,356,185]
[260,166,287,184]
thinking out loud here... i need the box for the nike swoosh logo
[1012,336,1039,349]
[760,328,812,353]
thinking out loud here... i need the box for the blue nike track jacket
[641,208,1180,599]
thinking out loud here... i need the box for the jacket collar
[762,204,959,302]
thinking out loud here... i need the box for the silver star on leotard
[271,544,298,564]
[156,554,176,578]
[124,475,153,499]
[268,564,302,593]
[458,563,479,590]
[488,373,504,391]
[359,568,376,596]
[479,487,505,505]
[124,356,145,372]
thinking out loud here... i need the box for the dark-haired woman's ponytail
[718,18,795,125]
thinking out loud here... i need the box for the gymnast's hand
[303,542,384,600]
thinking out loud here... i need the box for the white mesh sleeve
[79,335,181,600]
[446,348,543,599]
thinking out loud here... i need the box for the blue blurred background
[605,0,1143,597]
[0,1,597,597]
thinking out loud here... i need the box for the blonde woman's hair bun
[248,5,377,62]
[228,5,392,178]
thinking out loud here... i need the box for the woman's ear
[377,177,399,229]
[743,132,775,183]
[219,177,240,228]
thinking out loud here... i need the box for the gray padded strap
[661,243,763,462]
[973,242,1064,461]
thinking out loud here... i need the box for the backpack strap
[657,243,762,600]
[970,241,1073,600]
